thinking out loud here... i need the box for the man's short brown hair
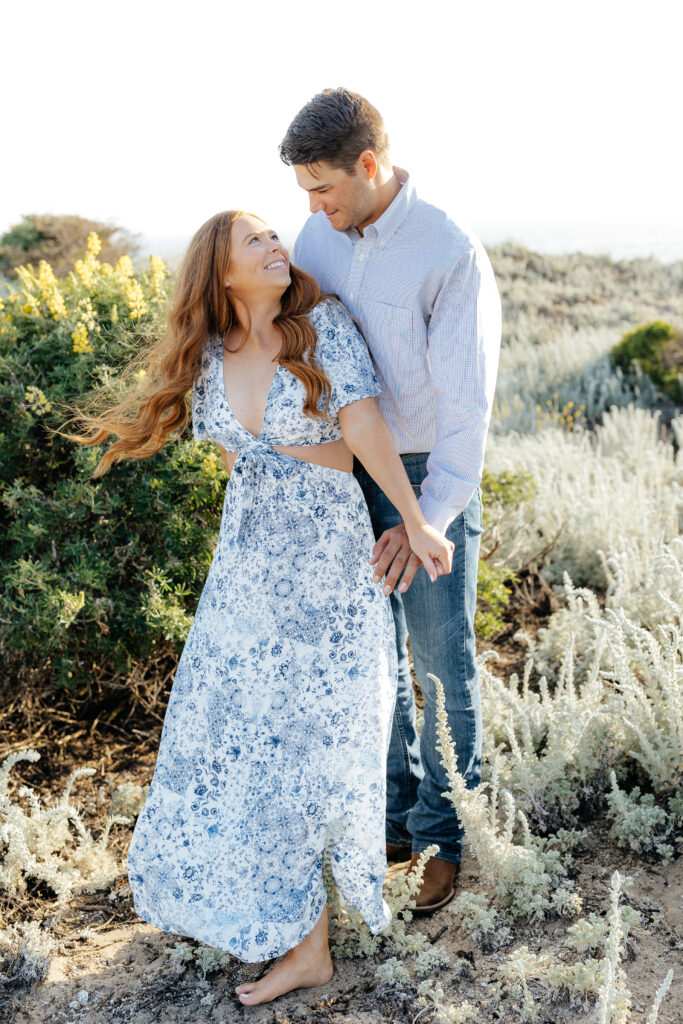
[279,88,390,174]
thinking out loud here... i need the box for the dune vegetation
[0,239,681,1023]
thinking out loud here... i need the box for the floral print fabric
[126,299,398,962]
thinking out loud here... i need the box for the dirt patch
[3,821,681,1024]
[2,587,680,1023]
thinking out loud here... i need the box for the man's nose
[309,194,324,214]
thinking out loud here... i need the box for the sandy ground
[2,631,681,1023]
[4,820,681,1024]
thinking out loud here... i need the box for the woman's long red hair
[55,210,334,478]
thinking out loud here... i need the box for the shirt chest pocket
[359,300,414,354]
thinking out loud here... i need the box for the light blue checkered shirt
[291,167,502,534]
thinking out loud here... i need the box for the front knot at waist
[226,440,294,544]
[230,439,288,473]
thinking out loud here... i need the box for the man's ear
[358,149,378,180]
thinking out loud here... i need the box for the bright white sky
[3,0,682,256]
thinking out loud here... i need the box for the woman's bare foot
[235,903,333,1006]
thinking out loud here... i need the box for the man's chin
[328,217,352,232]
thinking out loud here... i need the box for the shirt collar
[345,165,416,245]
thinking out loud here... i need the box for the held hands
[369,522,455,596]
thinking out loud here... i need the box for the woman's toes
[235,983,255,995]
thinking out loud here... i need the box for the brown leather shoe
[386,841,412,863]
[400,852,460,915]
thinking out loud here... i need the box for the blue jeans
[353,453,483,863]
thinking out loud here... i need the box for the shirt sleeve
[417,244,502,534]
[312,299,382,412]
[191,359,211,442]
[290,227,302,268]
[290,215,322,279]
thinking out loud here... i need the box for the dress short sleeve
[191,359,211,442]
[309,299,382,413]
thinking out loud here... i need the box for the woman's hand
[369,521,455,595]
[405,522,455,583]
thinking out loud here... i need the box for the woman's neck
[228,293,283,352]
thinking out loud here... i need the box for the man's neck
[355,166,404,236]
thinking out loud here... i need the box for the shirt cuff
[417,492,460,535]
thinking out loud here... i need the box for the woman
[66,210,454,1006]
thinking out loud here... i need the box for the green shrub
[476,469,536,638]
[476,559,518,638]
[609,320,682,404]
[481,468,536,520]
[0,236,226,696]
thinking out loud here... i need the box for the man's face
[293,158,377,233]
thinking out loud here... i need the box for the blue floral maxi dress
[126,299,399,962]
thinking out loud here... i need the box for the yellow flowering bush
[1,232,166,345]
[71,322,92,354]
[0,237,228,693]
[23,386,52,415]
[86,230,102,256]
[535,394,587,431]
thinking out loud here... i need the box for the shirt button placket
[347,235,373,304]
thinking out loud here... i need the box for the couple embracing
[73,88,501,1006]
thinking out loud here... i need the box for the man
[280,88,501,914]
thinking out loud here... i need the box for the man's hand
[369,523,430,596]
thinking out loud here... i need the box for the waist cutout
[220,437,353,475]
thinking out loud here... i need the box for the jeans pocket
[464,487,484,539]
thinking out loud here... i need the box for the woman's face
[225,214,291,300]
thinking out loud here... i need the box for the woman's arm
[216,444,235,473]
[339,397,454,592]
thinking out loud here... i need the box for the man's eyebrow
[304,183,330,192]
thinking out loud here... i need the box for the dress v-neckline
[217,334,282,441]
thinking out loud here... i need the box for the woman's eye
[249,236,259,243]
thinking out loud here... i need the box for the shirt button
[349,292,354,299]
